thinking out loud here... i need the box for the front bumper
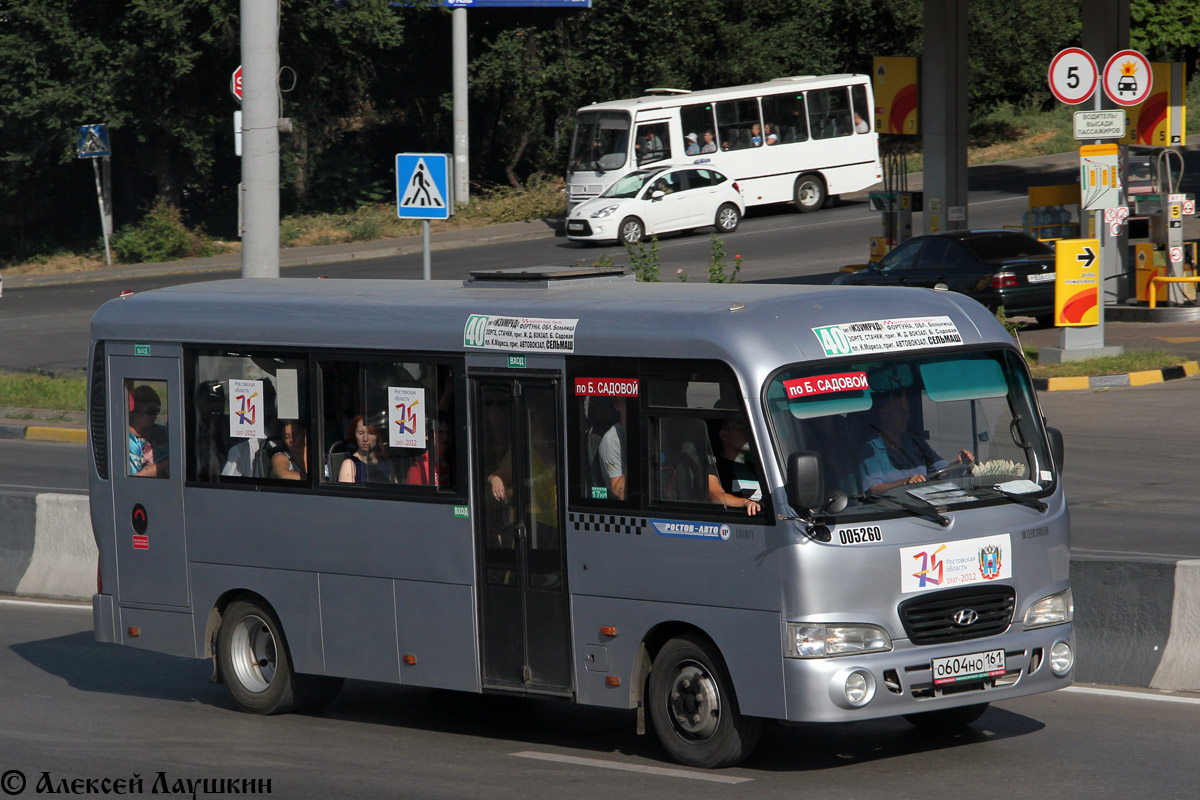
[565,217,616,242]
[781,623,1073,722]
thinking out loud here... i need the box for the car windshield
[568,111,631,173]
[962,233,1053,262]
[765,348,1054,522]
[601,168,668,199]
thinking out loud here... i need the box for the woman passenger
[272,420,308,480]
[338,414,395,484]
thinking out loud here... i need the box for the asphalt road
[2,601,1198,799]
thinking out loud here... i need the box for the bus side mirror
[786,451,825,514]
[1046,426,1064,471]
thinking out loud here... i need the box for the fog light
[1050,641,1074,676]
[844,670,875,707]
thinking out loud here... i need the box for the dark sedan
[834,230,1057,326]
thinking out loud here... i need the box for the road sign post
[77,124,113,266]
[396,153,454,280]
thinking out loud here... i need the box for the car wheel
[904,702,989,732]
[618,217,645,245]
[715,203,741,234]
[794,173,826,213]
[218,599,309,715]
[648,634,762,768]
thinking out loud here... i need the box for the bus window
[680,103,716,152]
[318,358,454,490]
[760,92,808,144]
[851,84,871,134]
[716,98,762,151]
[187,351,307,484]
[569,111,630,172]
[572,373,639,505]
[126,379,170,479]
[808,87,853,139]
[634,122,671,166]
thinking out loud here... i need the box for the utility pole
[452,8,469,206]
[240,0,280,278]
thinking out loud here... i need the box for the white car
[565,165,744,245]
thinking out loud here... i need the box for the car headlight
[1023,588,1073,629]
[786,622,892,658]
[590,204,620,219]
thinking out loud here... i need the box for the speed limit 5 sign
[1048,47,1098,105]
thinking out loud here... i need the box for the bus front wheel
[218,599,308,715]
[648,635,762,768]
[794,174,826,213]
[618,217,645,245]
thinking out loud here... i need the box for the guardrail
[1147,275,1200,309]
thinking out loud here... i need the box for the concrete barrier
[0,488,1196,691]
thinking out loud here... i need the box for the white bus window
[634,122,670,166]
[851,84,871,134]
[680,103,716,154]
[569,111,630,172]
[716,98,762,151]
[808,87,853,139]
[126,379,170,479]
[760,92,808,144]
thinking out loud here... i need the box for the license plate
[931,649,1006,685]
[1027,272,1056,283]
[567,222,585,231]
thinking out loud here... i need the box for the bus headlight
[786,623,892,658]
[1023,588,1073,629]
[590,204,620,219]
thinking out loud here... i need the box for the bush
[110,200,197,264]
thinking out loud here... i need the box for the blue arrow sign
[77,124,111,158]
[396,153,453,220]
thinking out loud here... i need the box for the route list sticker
[812,316,962,357]
[464,314,578,352]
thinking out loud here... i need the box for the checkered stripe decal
[569,512,646,535]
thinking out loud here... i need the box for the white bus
[567,75,882,213]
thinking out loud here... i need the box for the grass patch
[0,370,88,411]
[1026,350,1186,379]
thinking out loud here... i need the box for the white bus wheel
[794,174,826,213]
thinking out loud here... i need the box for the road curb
[1033,360,1200,391]
[0,423,88,443]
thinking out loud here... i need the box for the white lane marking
[1071,547,1200,562]
[1064,686,1200,706]
[510,751,752,784]
[0,598,91,611]
[0,484,86,494]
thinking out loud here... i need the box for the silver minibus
[88,268,1072,768]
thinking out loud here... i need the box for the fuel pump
[867,152,922,262]
[1130,147,1195,305]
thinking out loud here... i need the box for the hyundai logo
[952,608,979,627]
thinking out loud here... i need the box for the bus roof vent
[464,265,629,288]
[770,75,816,82]
[643,87,691,95]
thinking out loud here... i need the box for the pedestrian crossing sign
[77,124,111,158]
[396,153,453,220]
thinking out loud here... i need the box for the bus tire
[618,217,645,245]
[794,174,826,213]
[648,634,762,768]
[218,599,308,715]
[715,203,741,234]
[904,702,989,732]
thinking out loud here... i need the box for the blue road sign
[77,124,111,158]
[396,153,453,220]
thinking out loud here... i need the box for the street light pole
[240,0,280,278]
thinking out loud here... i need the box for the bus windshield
[569,111,631,172]
[766,348,1053,520]
[600,168,667,199]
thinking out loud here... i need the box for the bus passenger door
[109,353,189,608]
[473,376,572,696]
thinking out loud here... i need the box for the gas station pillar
[921,0,969,235]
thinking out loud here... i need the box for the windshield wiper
[974,483,1048,512]
[856,493,950,527]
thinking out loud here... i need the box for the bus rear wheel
[648,635,762,768]
[218,599,308,715]
[794,174,826,213]
[618,217,645,245]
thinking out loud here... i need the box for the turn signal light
[605,676,620,686]
[127,627,140,637]
[600,626,617,637]
[990,271,1018,288]
[403,654,417,665]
